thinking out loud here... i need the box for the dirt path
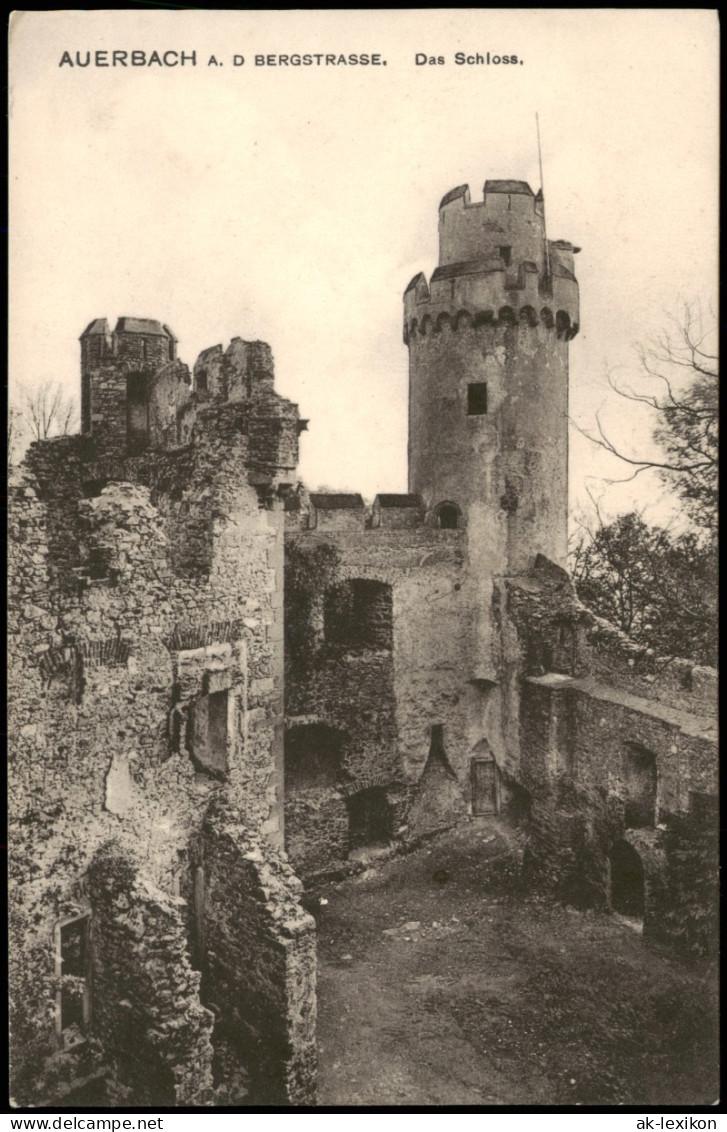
[313,820,718,1108]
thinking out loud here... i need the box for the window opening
[87,547,112,581]
[56,916,91,1047]
[81,375,91,434]
[689,791,718,823]
[189,689,230,778]
[324,579,393,650]
[624,745,657,829]
[499,246,512,266]
[467,383,488,416]
[126,373,149,454]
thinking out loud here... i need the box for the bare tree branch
[9,380,79,465]
[574,302,718,532]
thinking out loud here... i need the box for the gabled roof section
[483,179,534,196]
[375,494,423,508]
[114,317,173,337]
[81,318,110,337]
[310,493,365,510]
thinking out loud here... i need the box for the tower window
[467,383,488,416]
[499,246,512,266]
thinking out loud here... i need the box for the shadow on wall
[406,725,468,838]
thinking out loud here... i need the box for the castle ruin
[8,178,718,1107]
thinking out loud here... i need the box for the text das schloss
[416,52,523,66]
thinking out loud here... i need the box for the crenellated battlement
[404,302,578,345]
[406,174,580,574]
[412,178,580,339]
[437,179,578,269]
[405,244,578,344]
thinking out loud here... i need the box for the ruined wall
[8,328,314,1106]
[284,509,501,874]
[202,802,317,1106]
[87,844,214,1108]
[504,558,718,950]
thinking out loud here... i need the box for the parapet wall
[507,555,718,719]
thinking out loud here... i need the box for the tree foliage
[571,511,717,667]
[571,304,717,666]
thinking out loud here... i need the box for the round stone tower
[404,179,579,578]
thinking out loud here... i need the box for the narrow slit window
[467,383,488,416]
[499,246,512,266]
[81,375,91,434]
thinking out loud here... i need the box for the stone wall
[284,516,492,874]
[87,843,214,1108]
[505,558,718,950]
[8,330,315,1106]
[202,801,317,1106]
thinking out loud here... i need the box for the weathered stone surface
[104,753,135,817]
[8,322,312,1108]
[8,176,719,1109]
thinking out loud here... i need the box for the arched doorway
[433,501,462,530]
[609,840,645,919]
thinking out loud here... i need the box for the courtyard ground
[311,819,719,1108]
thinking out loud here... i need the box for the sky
[9,9,719,526]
